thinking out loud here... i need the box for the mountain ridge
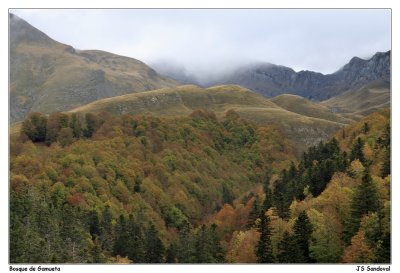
[9,13,179,122]
[155,51,390,101]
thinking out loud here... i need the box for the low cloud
[11,9,391,80]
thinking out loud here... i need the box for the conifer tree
[166,243,178,263]
[194,225,215,263]
[91,237,107,263]
[293,211,314,263]
[344,169,381,244]
[99,206,113,252]
[350,137,365,164]
[277,231,302,263]
[113,215,129,257]
[127,214,145,263]
[87,210,100,239]
[209,223,225,262]
[381,147,391,178]
[144,223,165,263]
[255,213,274,263]
[222,182,234,205]
[374,232,391,263]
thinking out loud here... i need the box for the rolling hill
[270,94,353,124]
[69,84,350,150]
[321,80,390,120]
[9,13,178,122]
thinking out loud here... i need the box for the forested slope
[10,110,295,263]
[235,108,390,263]
[10,108,390,263]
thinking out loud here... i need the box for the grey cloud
[11,9,391,80]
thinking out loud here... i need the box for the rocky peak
[206,50,390,100]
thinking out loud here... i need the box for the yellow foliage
[108,255,132,264]
[226,229,259,263]
[349,159,365,178]
[342,230,375,263]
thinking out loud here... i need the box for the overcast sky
[11,9,391,78]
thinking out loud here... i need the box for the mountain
[158,52,390,101]
[150,60,202,86]
[321,80,390,119]
[69,84,350,150]
[219,51,390,100]
[9,13,178,122]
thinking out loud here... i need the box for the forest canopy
[10,109,390,263]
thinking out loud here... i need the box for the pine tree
[350,137,365,164]
[87,210,100,239]
[99,206,113,253]
[255,213,274,263]
[176,224,195,263]
[380,147,391,178]
[194,225,215,263]
[209,223,225,262]
[127,214,145,263]
[113,215,129,257]
[222,182,234,205]
[166,243,178,263]
[293,211,314,263]
[374,232,391,263]
[144,223,165,263]
[277,231,302,263]
[91,237,107,263]
[344,169,381,244]
[262,172,273,211]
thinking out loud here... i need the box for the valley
[9,11,391,265]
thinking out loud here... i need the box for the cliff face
[205,51,390,100]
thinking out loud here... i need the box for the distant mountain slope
[159,51,390,101]
[9,13,178,122]
[271,94,353,124]
[321,81,390,119]
[70,84,349,150]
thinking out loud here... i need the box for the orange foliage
[226,230,259,263]
[67,192,87,208]
[342,230,375,263]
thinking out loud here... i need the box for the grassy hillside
[10,13,178,122]
[271,94,353,124]
[70,85,348,150]
[321,81,390,120]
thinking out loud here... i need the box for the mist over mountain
[154,51,390,101]
[9,13,178,122]
[9,11,390,125]
[9,10,391,265]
